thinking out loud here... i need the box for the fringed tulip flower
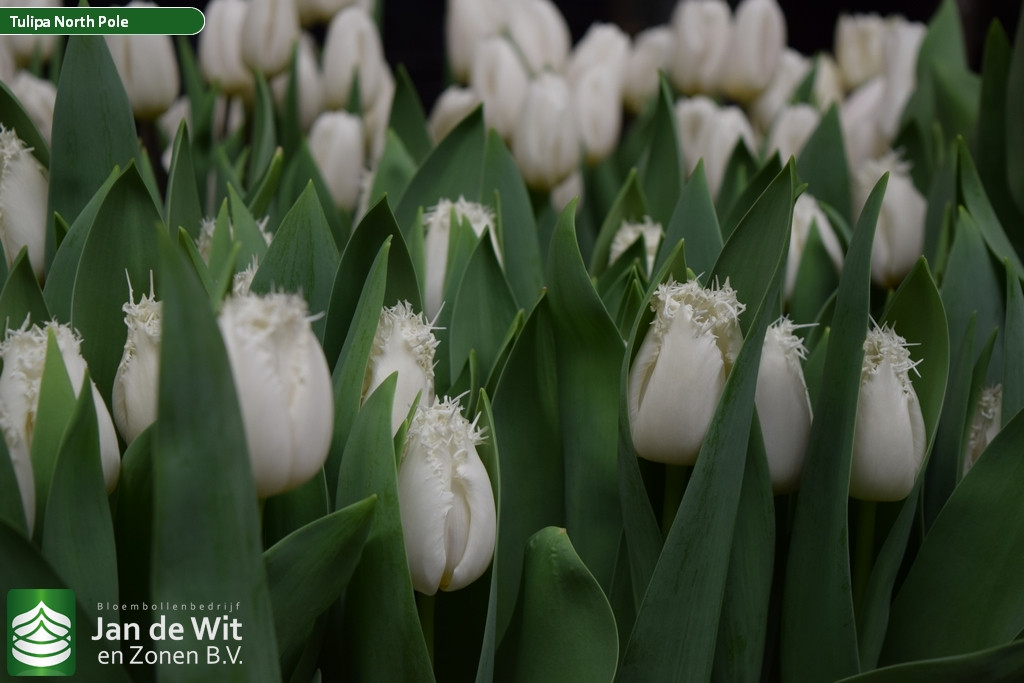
[0,125,48,281]
[9,73,56,145]
[308,110,365,211]
[669,0,732,95]
[835,13,886,90]
[786,194,844,300]
[609,216,663,274]
[199,0,254,97]
[963,385,1002,476]
[112,281,162,445]
[512,73,579,192]
[104,1,180,120]
[720,0,787,102]
[470,37,529,141]
[241,0,300,78]
[422,197,500,318]
[322,5,387,111]
[428,86,481,143]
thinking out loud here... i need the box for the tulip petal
[398,443,453,595]
[446,448,496,591]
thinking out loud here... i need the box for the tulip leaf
[388,64,432,165]
[797,105,853,224]
[250,183,340,340]
[1007,9,1024,216]
[917,0,969,81]
[789,220,841,325]
[366,130,418,211]
[0,247,50,333]
[0,431,26,536]
[152,234,280,681]
[279,141,349,249]
[495,527,618,683]
[483,311,524,400]
[0,80,49,167]
[843,640,1024,682]
[481,130,544,308]
[637,77,682,227]
[262,472,330,551]
[781,173,889,683]
[616,272,648,337]
[721,154,783,242]
[804,326,831,409]
[880,407,1024,663]
[0,522,133,681]
[246,148,285,220]
[41,370,117,622]
[395,107,485,233]
[656,161,723,280]
[589,169,648,277]
[491,296,565,641]
[1002,261,1024,422]
[47,35,141,265]
[248,72,277,186]
[956,138,1024,277]
[114,427,154,611]
[546,202,624,592]
[333,374,433,681]
[265,496,376,666]
[165,120,203,239]
[471,391,503,683]
[716,139,759,220]
[227,183,270,270]
[71,163,162,403]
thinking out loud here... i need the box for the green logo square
[7,589,75,677]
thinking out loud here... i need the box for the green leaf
[248,71,277,185]
[1003,260,1024,422]
[788,220,841,325]
[366,131,418,211]
[1007,9,1024,215]
[152,234,280,681]
[589,169,648,277]
[246,148,285,220]
[655,161,723,280]
[797,105,852,224]
[387,64,432,164]
[41,370,118,621]
[333,374,433,681]
[0,247,50,332]
[114,427,155,610]
[842,640,1024,682]
[916,0,969,82]
[495,527,618,683]
[279,142,349,249]
[227,183,270,269]
[637,76,683,227]
[471,391,503,683]
[716,140,759,220]
[781,173,889,683]
[165,120,203,239]
[956,138,1024,276]
[0,434,26,536]
[0,80,49,166]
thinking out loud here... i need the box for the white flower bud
[512,73,579,192]
[786,194,844,300]
[232,257,260,296]
[363,301,438,435]
[445,0,504,83]
[850,324,926,501]
[428,86,481,144]
[0,126,47,281]
[813,54,844,111]
[422,197,499,319]
[218,292,334,498]
[840,76,888,170]
[323,5,387,111]
[200,0,254,97]
[628,278,745,465]
[755,317,812,493]
[876,18,926,141]
[720,0,787,102]
[112,280,161,444]
[854,152,926,289]
[4,0,60,66]
[674,95,718,175]
[623,26,674,114]
[572,66,622,165]
[963,384,1002,476]
[241,0,300,79]
[564,23,630,90]
[9,72,56,145]
[766,104,820,163]
[271,33,325,132]
[362,64,394,161]
[0,321,121,533]
[297,0,363,26]
[750,49,810,133]
[609,216,663,274]
[702,104,758,200]
[470,37,529,141]
[308,110,365,211]
[398,396,495,595]
[550,170,583,214]
[835,13,886,91]
[669,0,732,95]
[505,0,571,75]
[104,2,180,120]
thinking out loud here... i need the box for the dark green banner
[0,7,204,35]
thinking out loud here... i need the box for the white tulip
[0,126,47,281]
[609,216,663,274]
[199,0,254,97]
[512,73,579,192]
[623,26,674,114]
[398,396,496,594]
[505,0,571,75]
[572,66,622,165]
[550,170,583,215]
[813,54,844,111]
[232,257,260,296]
[755,317,812,493]
[0,37,14,83]
[0,321,121,534]
[104,2,180,120]
[445,0,504,83]
[876,18,926,141]
[850,324,926,501]
[835,13,887,91]
[218,292,334,498]
[749,49,810,133]
[854,152,926,289]
[4,0,60,66]
[564,23,630,90]
[703,105,758,200]
[628,278,745,465]
[362,64,394,161]
[322,5,387,111]
[669,0,732,95]
[270,33,325,132]
[766,104,820,163]
[786,194,844,300]
[297,0,363,26]
[674,95,718,174]
[308,110,365,211]
[720,0,787,102]
[112,279,161,444]
[363,301,439,435]
[963,384,1002,476]
[470,37,529,141]
[422,196,500,318]
[428,86,481,143]
[9,72,57,145]
[840,76,888,169]
[241,0,300,79]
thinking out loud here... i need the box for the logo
[7,589,75,677]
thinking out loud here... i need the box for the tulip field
[1,0,1024,681]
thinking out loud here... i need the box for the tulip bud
[270,33,325,132]
[0,321,121,533]
[398,396,496,594]
[813,54,844,111]
[232,257,260,296]
[112,280,161,444]
[720,0,786,102]
[445,0,504,83]
[428,86,481,144]
[505,0,571,75]
[786,194,844,300]
[218,292,334,498]
[470,37,529,141]
[362,65,394,161]
[308,110,365,211]
[0,125,48,281]
[4,0,60,66]
[9,72,56,145]
[609,216,663,274]
[512,73,579,192]
[876,18,926,141]
[840,76,887,169]
[241,0,300,79]
[669,0,732,95]
[572,66,623,165]
[363,301,439,435]
[963,384,1002,476]
[550,170,583,215]
[623,26,674,114]
[755,317,812,493]
[835,13,886,91]
[850,324,926,501]
[422,197,499,318]
[674,95,718,174]
[854,152,926,289]
[199,0,254,97]
[628,278,745,465]
[564,23,630,90]
[297,0,361,26]
[766,104,820,163]
[103,2,180,120]
[322,5,387,111]
[703,105,758,200]
[750,49,810,133]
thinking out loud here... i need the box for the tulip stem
[417,592,435,664]
[661,465,691,538]
[852,500,877,615]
